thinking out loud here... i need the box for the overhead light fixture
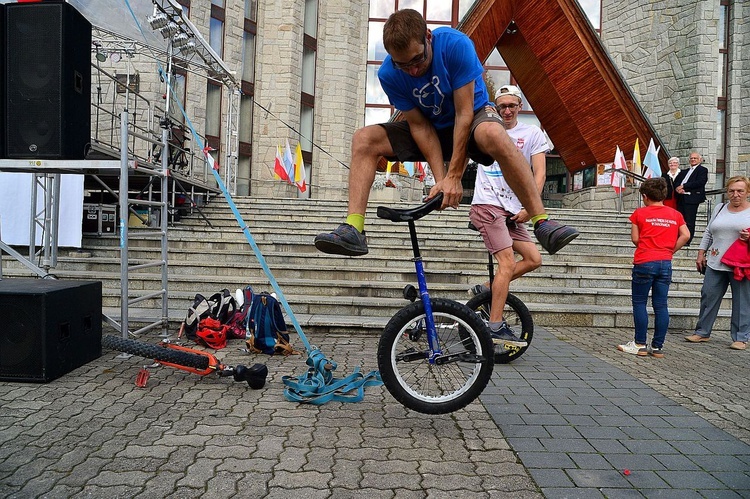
[110,52,121,63]
[159,22,180,39]
[172,33,190,48]
[96,50,107,62]
[179,41,196,56]
[147,12,168,30]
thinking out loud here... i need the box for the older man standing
[674,152,708,245]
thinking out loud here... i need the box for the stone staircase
[1,197,728,334]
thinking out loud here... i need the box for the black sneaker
[533,219,579,255]
[467,284,490,296]
[490,322,528,347]
[314,223,369,256]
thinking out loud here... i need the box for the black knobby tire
[465,291,534,364]
[377,298,494,414]
[102,335,209,370]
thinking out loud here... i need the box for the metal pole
[49,174,61,269]
[28,175,37,261]
[119,110,130,338]
[160,126,170,336]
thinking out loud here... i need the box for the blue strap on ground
[123,0,382,403]
[282,350,383,404]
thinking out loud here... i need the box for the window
[238,0,258,195]
[365,1,468,126]
[716,0,730,177]
[205,82,222,153]
[297,0,318,197]
[209,4,225,57]
[168,66,187,124]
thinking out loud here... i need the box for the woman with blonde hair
[686,176,750,350]
[662,157,681,209]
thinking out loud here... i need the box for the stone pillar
[312,1,370,202]
[601,0,720,187]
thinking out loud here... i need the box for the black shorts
[378,105,502,166]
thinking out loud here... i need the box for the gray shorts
[469,204,533,255]
[379,105,502,166]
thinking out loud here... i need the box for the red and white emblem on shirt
[516,138,525,150]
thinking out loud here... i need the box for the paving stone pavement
[0,325,748,498]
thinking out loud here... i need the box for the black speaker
[3,2,91,159]
[0,3,5,160]
[0,279,102,383]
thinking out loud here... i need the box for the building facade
[601,0,749,190]
[111,0,746,203]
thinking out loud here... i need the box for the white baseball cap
[495,84,522,100]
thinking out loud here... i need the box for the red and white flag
[611,146,627,194]
[273,145,289,182]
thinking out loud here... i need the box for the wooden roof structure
[461,0,669,173]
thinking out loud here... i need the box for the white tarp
[0,0,168,52]
[0,173,84,248]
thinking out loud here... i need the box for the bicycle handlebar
[376,193,444,223]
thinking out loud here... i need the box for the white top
[471,122,549,213]
[700,204,750,271]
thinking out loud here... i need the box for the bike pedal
[135,368,150,388]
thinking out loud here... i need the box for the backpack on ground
[226,286,255,339]
[245,292,300,356]
[179,288,237,341]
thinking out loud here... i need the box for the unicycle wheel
[377,298,494,414]
[465,291,534,364]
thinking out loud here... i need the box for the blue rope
[122,0,382,404]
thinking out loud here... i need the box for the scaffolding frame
[0,0,240,338]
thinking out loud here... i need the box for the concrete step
[0,197,721,333]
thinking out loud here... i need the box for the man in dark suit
[674,151,709,245]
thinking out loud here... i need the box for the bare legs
[490,248,516,323]
[347,125,395,216]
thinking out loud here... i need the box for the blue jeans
[631,260,672,349]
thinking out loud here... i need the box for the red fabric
[664,198,677,210]
[629,205,686,264]
[720,234,750,281]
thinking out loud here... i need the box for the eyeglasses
[496,103,519,111]
[391,36,428,70]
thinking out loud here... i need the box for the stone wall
[561,186,641,213]
[600,0,749,190]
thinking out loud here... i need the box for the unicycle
[465,223,534,364]
[375,193,494,414]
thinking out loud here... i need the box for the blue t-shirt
[378,27,489,130]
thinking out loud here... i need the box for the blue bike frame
[406,219,443,363]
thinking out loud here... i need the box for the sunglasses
[391,36,428,70]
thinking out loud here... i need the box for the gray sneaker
[533,219,579,255]
[490,322,528,347]
[314,223,368,256]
